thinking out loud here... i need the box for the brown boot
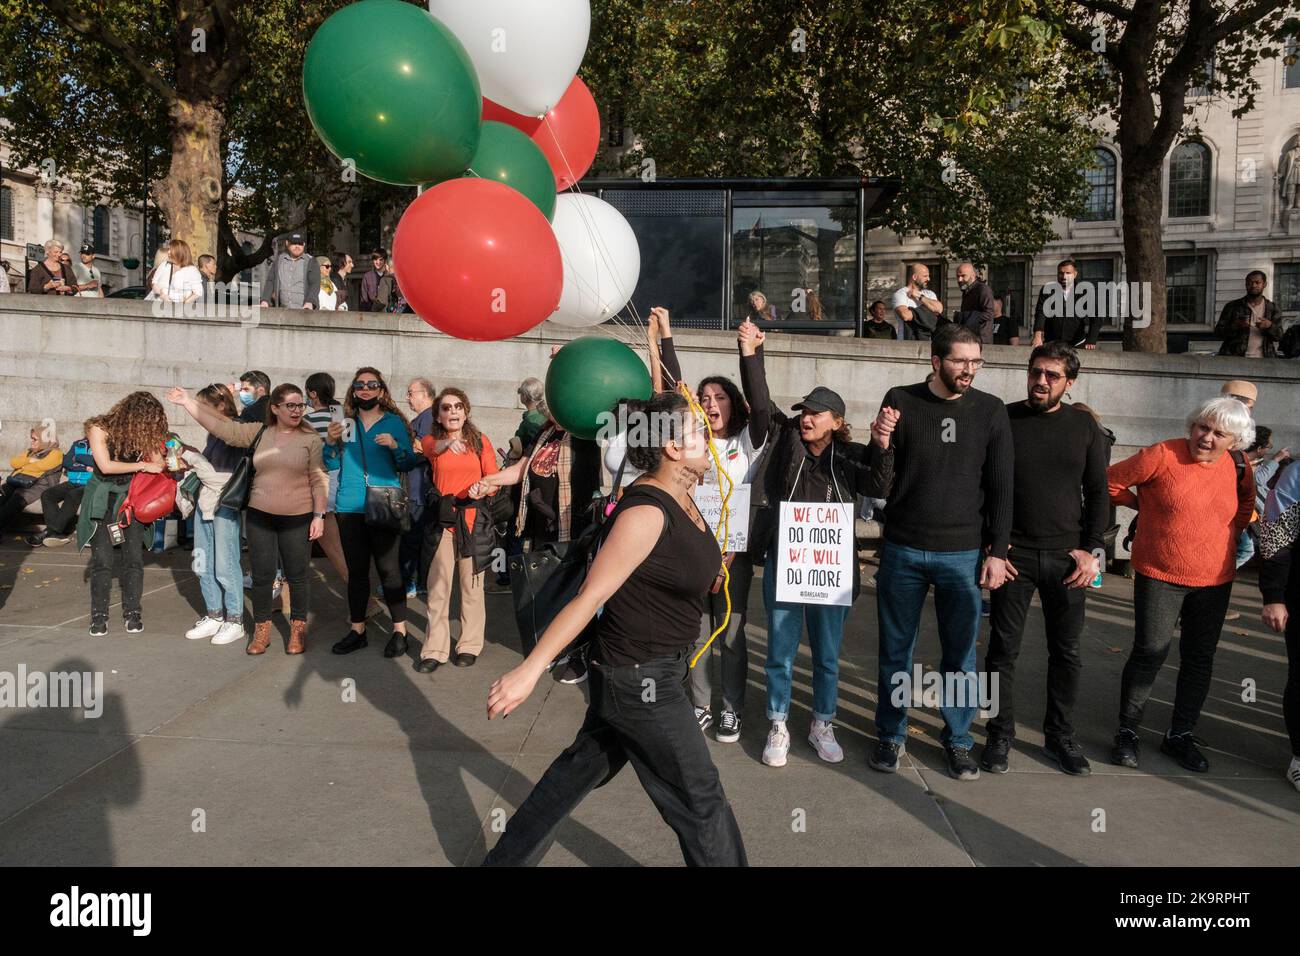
[287,619,307,655]
[247,621,272,655]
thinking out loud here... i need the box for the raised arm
[166,386,261,447]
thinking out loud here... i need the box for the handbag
[118,470,177,527]
[4,473,37,490]
[216,425,266,511]
[357,419,411,533]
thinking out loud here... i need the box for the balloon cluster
[302,0,642,343]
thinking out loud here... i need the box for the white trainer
[211,621,246,645]
[185,617,223,641]
[762,721,790,767]
[1287,757,1300,793]
[808,719,845,763]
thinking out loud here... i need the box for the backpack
[1123,449,1249,551]
[64,438,95,486]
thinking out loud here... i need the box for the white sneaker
[808,719,845,763]
[1287,757,1300,793]
[185,616,223,641]
[211,621,246,645]
[762,721,790,767]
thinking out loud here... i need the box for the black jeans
[42,482,85,535]
[246,509,312,624]
[399,506,434,594]
[483,652,748,867]
[1120,573,1232,735]
[337,512,406,625]
[985,547,1086,741]
[0,488,27,534]
[1285,579,1300,757]
[89,516,147,618]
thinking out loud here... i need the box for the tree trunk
[1119,150,1166,352]
[152,98,225,262]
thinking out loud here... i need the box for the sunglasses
[353,380,383,391]
[439,402,466,412]
[1029,367,1065,383]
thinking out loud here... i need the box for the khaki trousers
[421,528,485,662]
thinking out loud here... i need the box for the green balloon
[545,337,652,441]
[463,121,557,221]
[303,0,481,186]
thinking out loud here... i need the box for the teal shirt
[323,412,419,514]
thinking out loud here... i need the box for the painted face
[699,383,733,436]
[1187,420,1235,462]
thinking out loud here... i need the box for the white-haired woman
[26,240,77,295]
[1107,396,1256,772]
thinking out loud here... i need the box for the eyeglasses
[353,381,383,391]
[278,402,308,412]
[1029,367,1065,383]
[943,358,985,370]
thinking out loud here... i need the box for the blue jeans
[762,552,851,723]
[192,507,243,620]
[1235,528,1255,569]
[875,542,982,750]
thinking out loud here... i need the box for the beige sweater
[207,419,329,516]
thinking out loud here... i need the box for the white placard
[693,483,750,552]
[775,501,855,606]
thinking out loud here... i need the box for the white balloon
[428,0,590,118]
[549,194,641,328]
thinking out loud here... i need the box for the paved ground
[0,534,1295,867]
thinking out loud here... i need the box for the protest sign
[775,501,854,606]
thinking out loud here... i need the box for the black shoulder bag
[357,420,411,533]
[216,425,266,511]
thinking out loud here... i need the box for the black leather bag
[216,425,266,512]
[357,421,411,533]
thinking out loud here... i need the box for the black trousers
[399,506,434,594]
[42,482,85,535]
[89,516,147,618]
[246,509,311,624]
[985,547,1086,741]
[483,652,747,867]
[1120,573,1232,735]
[337,512,406,625]
[0,488,27,534]
[1285,579,1300,757]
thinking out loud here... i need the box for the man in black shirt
[991,296,1020,346]
[236,370,271,423]
[953,262,994,344]
[869,325,1015,781]
[1031,259,1101,350]
[979,343,1109,776]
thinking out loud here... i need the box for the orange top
[421,434,498,533]
[1108,439,1254,587]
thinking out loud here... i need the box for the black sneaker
[332,630,368,655]
[980,735,1012,773]
[1160,731,1209,772]
[383,632,408,658]
[694,707,713,732]
[1044,736,1092,775]
[945,745,981,781]
[1111,728,1140,768]
[716,709,741,743]
[557,652,588,685]
[89,616,108,637]
[124,611,143,633]
[24,532,47,547]
[868,740,904,773]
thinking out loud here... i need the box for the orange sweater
[421,434,498,533]
[1108,439,1254,587]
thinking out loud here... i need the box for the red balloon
[392,179,562,341]
[482,76,600,191]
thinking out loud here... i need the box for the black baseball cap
[286,233,306,244]
[79,244,95,255]
[793,386,845,417]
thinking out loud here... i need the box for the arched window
[92,205,110,254]
[0,186,13,241]
[1080,147,1116,221]
[1168,141,1211,218]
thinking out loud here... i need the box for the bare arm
[87,425,161,476]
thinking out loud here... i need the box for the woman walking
[322,368,419,657]
[1107,396,1256,772]
[483,391,746,867]
[415,388,500,672]
[168,383,328,655]
[77,392,172,636]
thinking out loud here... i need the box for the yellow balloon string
[679,381,734,669]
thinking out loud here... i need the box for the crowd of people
[3,308,1298,867]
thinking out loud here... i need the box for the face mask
[355,397,379,411]
[238,390,255,407]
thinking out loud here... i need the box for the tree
[583,0,1099,265]
[0,0,410,281]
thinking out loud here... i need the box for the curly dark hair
[626,391,698,474]
[697,376,749,439]
[85,391,170,462]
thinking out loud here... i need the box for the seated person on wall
[0,424,64,536]
[26,435,95,547]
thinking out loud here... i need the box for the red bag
[118,471,177,527]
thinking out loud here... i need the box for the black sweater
[1004,401,1109,551]
[877,382,1014,558]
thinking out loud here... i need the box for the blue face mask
[238,390,256,407]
